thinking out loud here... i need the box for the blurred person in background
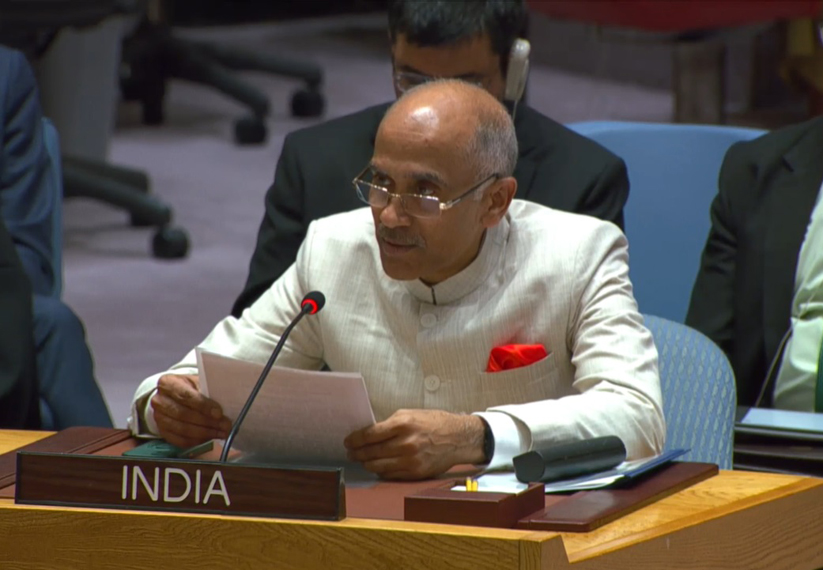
[1,45,111,428]
[687,114,823,412]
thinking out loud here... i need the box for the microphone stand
[219,303,312,463]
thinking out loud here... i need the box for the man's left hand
[344,409,486,480]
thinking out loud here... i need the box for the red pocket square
[486,344,548,372]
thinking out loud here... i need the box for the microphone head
[301,291,326,315]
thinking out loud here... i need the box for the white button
[421,314,437,328]
[424,375,441,392]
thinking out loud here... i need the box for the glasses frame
[353,167,499,219]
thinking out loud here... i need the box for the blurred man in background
[0,215,38,428]
[1,46,111,427]
[687,115,823,411]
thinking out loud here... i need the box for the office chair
[643,314,737,468]
[568,121,765,322]
[119,1,325,145]
[0,0,190,260]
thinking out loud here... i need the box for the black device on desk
[513,436,627,483]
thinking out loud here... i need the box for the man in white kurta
[130,80,664,479]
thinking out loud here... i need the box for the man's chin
[379,257,418,282]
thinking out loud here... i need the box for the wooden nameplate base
[15,451,346,521]
[404,481,545,528]
[403,462,719,531]
[516,461,719,532]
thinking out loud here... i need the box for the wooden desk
[1,431,821,570]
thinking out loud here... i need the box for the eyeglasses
[393,71,485,94]
[352,167,499,219]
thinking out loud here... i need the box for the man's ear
[481,177,517,228]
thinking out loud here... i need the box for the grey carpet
[59,13,783,427]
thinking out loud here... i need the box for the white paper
[451,473,529,494]
[197,349,376,465]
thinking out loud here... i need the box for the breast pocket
[475,354,559,409]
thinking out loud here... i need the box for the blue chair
[644,314,736,468]
[568,121,765,322]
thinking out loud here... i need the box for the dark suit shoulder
[514,105,623,167]
[726,116,823,168]
[284,103,390,154]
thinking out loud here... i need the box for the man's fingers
[344,419,402,450]
[347,437,417,463]
[151,392,230,432]
[361,456,422,480]
[153,409,226,450]
[157,374,223,419]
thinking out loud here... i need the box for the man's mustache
[376,225,425,247]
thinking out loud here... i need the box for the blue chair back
[644,314,736,468]
[568,121,764,322]
[41,117,63,299]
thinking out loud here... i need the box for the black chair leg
[195,41,323,87]
[62,160,190,259]
[194,42,325,119]
[62,156,150,193]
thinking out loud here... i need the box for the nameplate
[405,482,545,528]
[15,452,345,520]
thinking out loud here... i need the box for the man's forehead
[408,105,439,126]
[368,160,448,186]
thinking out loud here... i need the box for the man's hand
[344,409,486,480]
[151,374,232,449]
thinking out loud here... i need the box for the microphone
[219,291,326,462]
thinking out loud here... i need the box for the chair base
[120,20,326,146]
[62,157,190,260]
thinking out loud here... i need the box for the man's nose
[379,195,412,228]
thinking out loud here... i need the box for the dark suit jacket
[686,117,823,407]
[0,215,39,428]
[233,103,629,315]
[0,47,54,297]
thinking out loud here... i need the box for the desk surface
[1,430,821,570]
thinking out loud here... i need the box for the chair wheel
[152,227,189,259]
[291,88,325,117]
[142,98,164,126]
[130,213,154,227]
[234,115,267,145]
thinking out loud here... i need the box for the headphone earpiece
[504,38,530,103]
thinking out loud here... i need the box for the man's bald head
[380,79,518,179]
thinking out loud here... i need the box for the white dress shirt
[129,200,665,468]
[773,179,823,411]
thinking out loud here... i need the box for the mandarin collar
[402,215,510,305]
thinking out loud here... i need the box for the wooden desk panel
[0,431,821,570]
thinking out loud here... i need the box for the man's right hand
[151,374,232,449]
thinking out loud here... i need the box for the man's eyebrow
[369,164,446,187]
[367,163,388,177]
[395,64,425,75]
[408,170,447,187]
[396,65,482,82]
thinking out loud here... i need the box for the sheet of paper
[197,349,376,466]
[452,473,529,494]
